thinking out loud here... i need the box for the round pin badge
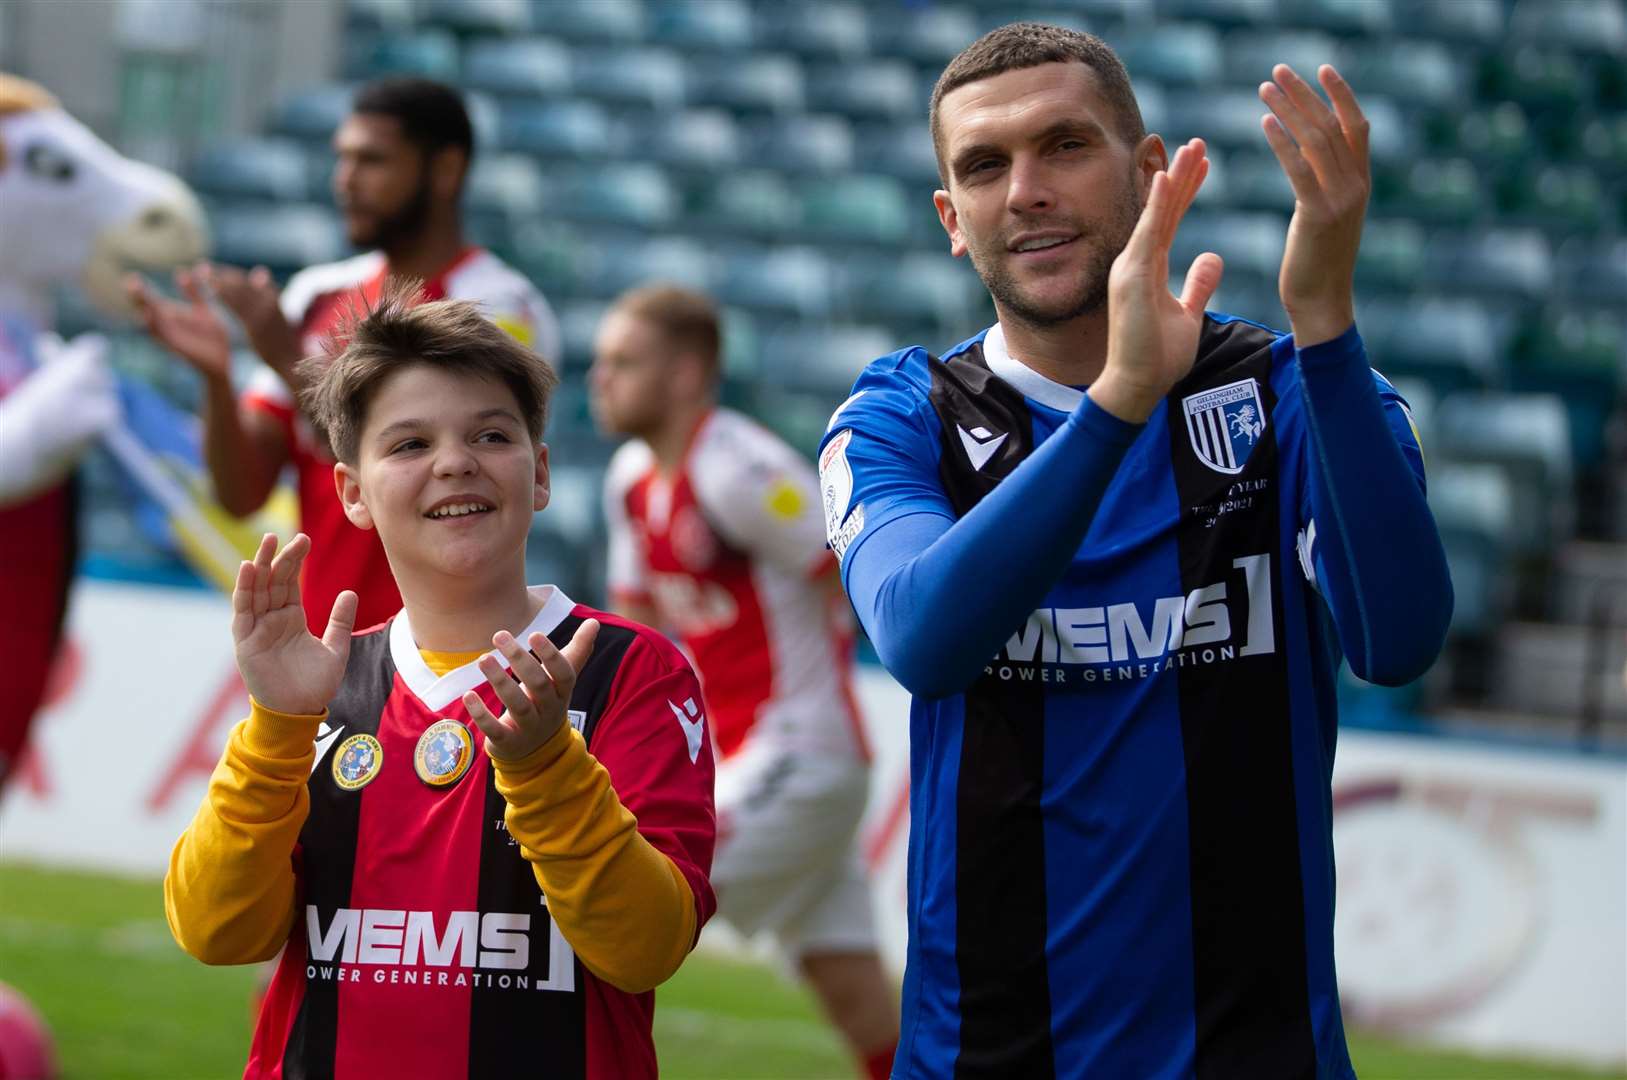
[331,734,384,791]
[414,719,475,787]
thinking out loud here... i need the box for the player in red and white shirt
[591,285,899,1080]
[129,77,558,632]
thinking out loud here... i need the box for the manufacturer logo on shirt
[311,722,347,777]
[1182,377,1266,475]
[668,697,705,764]
[956,424,1008,471]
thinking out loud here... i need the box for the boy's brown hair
[610,283,722,380]
[929,22,1146,187]
[300,279,558,464]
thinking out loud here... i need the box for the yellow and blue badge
[414,719,475,787]
[332,734,384,791]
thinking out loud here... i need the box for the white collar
[981,322,1085,413]
[388,585,577,711]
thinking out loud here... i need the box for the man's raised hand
[1092,137,1225,424]
[1258,63,1369,348]
[201,263,305,382]
[124,265,233,382]
[233,533,356,716]
[464,620,600,762]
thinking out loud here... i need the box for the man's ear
[335,462,375,531]
[933,188,969,258]
[1134,133,1169,201]
[533,442,550,513]
[430,146,467,203]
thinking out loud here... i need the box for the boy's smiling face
[335,363,548,584]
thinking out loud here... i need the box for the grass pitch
[1,863,1620,1079]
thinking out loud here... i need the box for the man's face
[332,114,432,250]
[589,310,679,439]
[933,62,1158,330]
[337,364,547,584]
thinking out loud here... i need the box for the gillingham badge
[1182,377,1267,476]
[414,719,475,787]
[331,733,384,791]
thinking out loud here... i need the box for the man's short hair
[302,281,558,464]
[929,22,1146,186]
[352,77,475,165]
[610,284,723,380]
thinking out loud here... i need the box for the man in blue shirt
[819,23,1452,1079]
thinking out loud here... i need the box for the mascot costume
[0,73,208,791]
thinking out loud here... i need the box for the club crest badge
[414,719,475,787]
[1182,377,1267,475]
[331,734,384,791]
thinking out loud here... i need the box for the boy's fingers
[322,590,358,654]
[528,629,582,696]
[266,533,308,601]
[493,630,552,699]
[464,692,513,749]
[559,620,600,675]
[479,654,535,720]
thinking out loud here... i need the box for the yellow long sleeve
[491,724,698,994]
[163,701,323,965]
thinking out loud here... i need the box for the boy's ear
[533,442,550,513]
[334,462,376,531]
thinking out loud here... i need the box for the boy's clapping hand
[232,532,357,716]
[466,620,600,761]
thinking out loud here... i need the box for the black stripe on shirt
[1168,320,1317,1080]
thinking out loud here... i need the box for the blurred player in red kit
[591,285,898,1079]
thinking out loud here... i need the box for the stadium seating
[113,0,1620,738]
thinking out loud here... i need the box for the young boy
[164,288,716,1079]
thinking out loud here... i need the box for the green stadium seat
[1222,29,1338,87]
[750,113,854,174]
[1509,306,1626,468]
[1171,212,1288,281]
[808,59,921,119]
[856,121,942,188]
[800,175,911,244]
[1219,151,1294,211]
[1555,237,1627,307]
[556,298,611,366]
[1360,297,1508,393]
[1156,0,1276,29]
[649,0,754,51]
[553,164,678,228]
[345,31,460,81]
[1435,102,1532,163]
[738,387,849,464]
[642,109,743,169]
[1118,24,1224,87]
[1510,0,1627,54]
[461,38,572,99]
[1406,0,1503,43]
[579,235,715,297]
[686,171,800,235]
[871,6,982,66]
[532,0,646,43]
[719,246,834,317]
[498,100,614,158]
[1422,228,1553,300]
[423,0,531,37]
[507,221,589,297]
[268,84,354,143]
[189,138,310,203]
[569,46,685,109]
[1355,218,1426,293]
[1498,164,1609,232]
[688,54,805,113]
[756,3,870,58]
[839,252,988,330]
[1038,0,1141,18]
[210,203,347,277]
[345,0,417,32]
[1562,113,1627,173]
[1376,157,1484,224]
[1277,0,1392,35]
[1427,461,1516,635]
[761,322,896,394]
[1164,88,1270,149]
[1434,392,1575,556]
[1479,47,1587,112]
[465,154,546,222]
[1339,39,1466,110]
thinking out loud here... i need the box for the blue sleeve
[819,357,1142,699]
[1294,325,1453,685]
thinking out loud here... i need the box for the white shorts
[709,739,877,958]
